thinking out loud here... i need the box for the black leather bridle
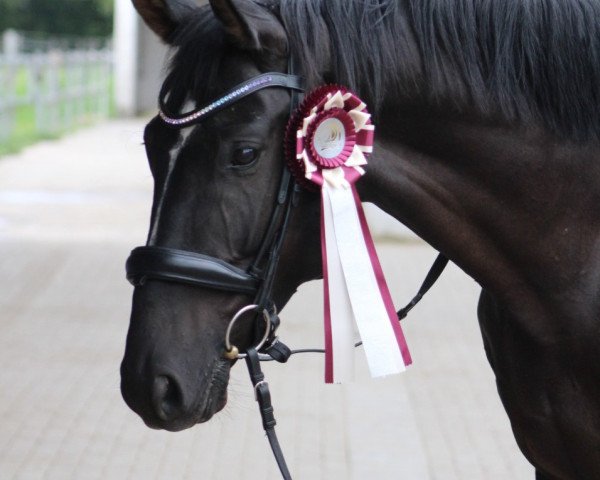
[127,70,304,329]
[125,66,449,479]
[127,71,303,311]
[126,68,305,479]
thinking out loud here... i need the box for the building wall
[114,0,168,116]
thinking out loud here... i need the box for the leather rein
[125,67,448,480]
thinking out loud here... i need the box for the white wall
[113,0,169,116]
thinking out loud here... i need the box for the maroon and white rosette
[286,87,412,383]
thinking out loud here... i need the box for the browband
[159,72,304,127]
[126,246,259,295]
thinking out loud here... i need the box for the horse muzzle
[120,355,231,431]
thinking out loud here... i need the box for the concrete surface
[0,119,535,479]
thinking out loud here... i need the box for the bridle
[127,71,303,315]
[126,66,306,479]
[128,70,303,325]
[125,64,448,479]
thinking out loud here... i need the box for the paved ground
[0,119,534,479]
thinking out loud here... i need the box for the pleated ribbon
[287,87,412,383]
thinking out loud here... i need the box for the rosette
[286,86,375,190]
[286,86,411,383]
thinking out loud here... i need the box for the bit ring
[224,304,271,359]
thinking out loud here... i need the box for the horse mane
[163,1,600,142]
[280,0,600,142]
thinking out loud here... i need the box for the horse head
[120,0,321,431]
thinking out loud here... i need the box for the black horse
[120,1,600,478]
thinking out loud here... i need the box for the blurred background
[0,0,169,156]
[0,2,534,479]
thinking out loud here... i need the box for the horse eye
[232,147,259,167]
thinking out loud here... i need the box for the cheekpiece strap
[159,72,304,128]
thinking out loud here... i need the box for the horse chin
[148,394,228,433]
[145,393,228,432]
[192,360,231,425]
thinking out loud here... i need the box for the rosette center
[307,109,357,169]
[314,118,346,159]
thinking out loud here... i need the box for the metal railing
[0,30,113,147]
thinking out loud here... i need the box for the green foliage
[0,0,113,37]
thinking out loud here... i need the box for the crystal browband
[159,72,304,127]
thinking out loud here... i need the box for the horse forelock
[280,0,600,142]
[161,5,227,115]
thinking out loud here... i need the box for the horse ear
[132,0,199,42]
[209,0,287,56]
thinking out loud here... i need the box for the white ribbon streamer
[322,185,357,383]
[322,182,406,381]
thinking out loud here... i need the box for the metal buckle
[223,304,272,360]
[253,380,268,400]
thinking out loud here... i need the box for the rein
[125,65,448,479]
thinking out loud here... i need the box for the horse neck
[360,104,600,330]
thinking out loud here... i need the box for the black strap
[249,167,294,279]
[396,253,449,319]
[126,246,259,294]
[250,59,302,313]
[245,348,292,480]
[253,186,296,310]
[251,253,449,479]
[264,338,292,362]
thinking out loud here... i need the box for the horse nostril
[152,375,184,421]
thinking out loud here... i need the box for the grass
[0,105,59,157]
[0,58,114,158]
